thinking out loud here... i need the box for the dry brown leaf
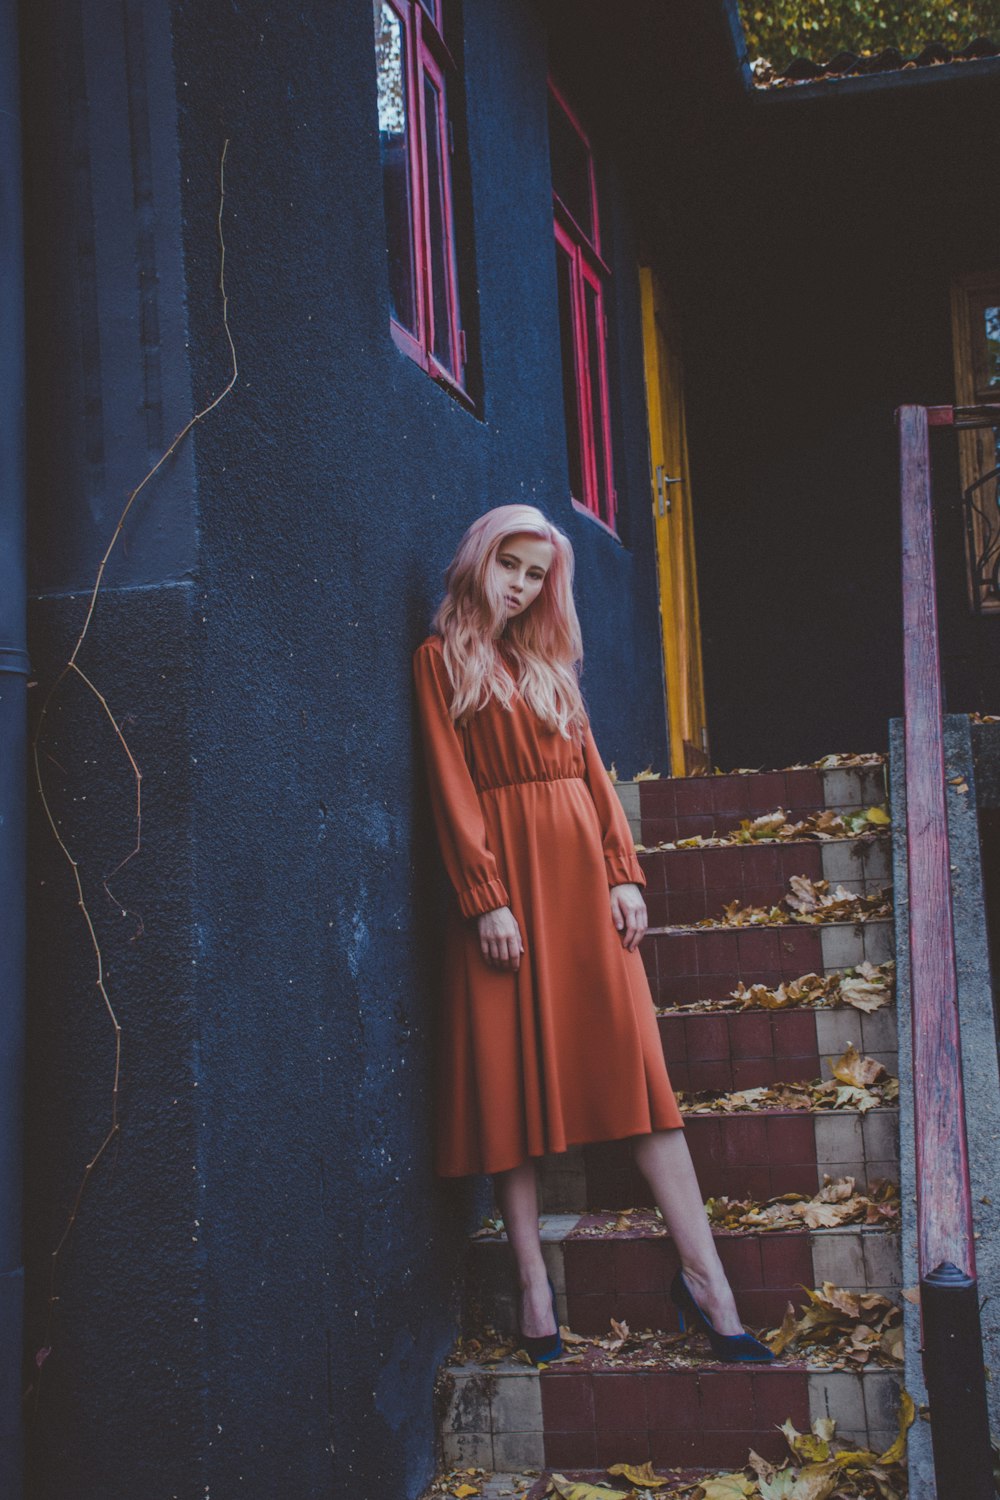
[831,1043,888,1088]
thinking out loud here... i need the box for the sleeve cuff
[458,876,511,920]
[605,850,646,888]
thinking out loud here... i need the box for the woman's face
[493,532,554,620]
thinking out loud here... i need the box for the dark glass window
[372,0,467,393]
[374,4,416,333]
[548,82,615,530]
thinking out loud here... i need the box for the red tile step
[468,1223,864,1337]
[658,1007,822,1093]
[577,1107,897,1211]
[641,923,823,1007]
[632,764,887,846]
[583,1114,818,1208]
[441,1348,901,1471]
[640,918,893,1009]
[639,841,826,927]
[541,1354,813,1470]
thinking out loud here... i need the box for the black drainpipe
[0,0,28,1492]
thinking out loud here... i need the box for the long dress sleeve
[580,722,646,889]
[412,641,512,920]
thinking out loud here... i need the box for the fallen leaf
[758,1468,797,1499]
[549,1478,628,1500]
[831,1043,888,1088]
[876,1387,915,1464]
[695,1475,755,1498]
[786,1461,838,1500]
[608,1459,669,1487]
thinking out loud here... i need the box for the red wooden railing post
[897,403,993,1497]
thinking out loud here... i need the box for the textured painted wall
[22,0,670,1495]
[171,0,666,1490]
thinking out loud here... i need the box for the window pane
[417,0,438,20]
[548,92,593,242]
[583,280,609,518]
[985,305,1000,388]
[423,72,456,372]
[555,242,584,502]
[374,2,417,333]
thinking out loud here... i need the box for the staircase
[427,760,906,1495]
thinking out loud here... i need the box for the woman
[412,504,772,1364]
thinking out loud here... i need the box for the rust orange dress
[413,633,684,1177]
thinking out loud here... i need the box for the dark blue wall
[21,1,670,1495]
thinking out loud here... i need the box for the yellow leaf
[876,1387,915,1465]
[451,1487,479,1498]
[865,805,891,825]
[607,1460,668,1487]
[549,1479,628,1500]
[634,766,661,780]
[695,1475,755,1498]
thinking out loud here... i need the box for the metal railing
[897,403,997,1496]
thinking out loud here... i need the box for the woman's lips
[506,596,520,609]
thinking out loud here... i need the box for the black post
[0,0,27,1492]
[921,1261,994,1497]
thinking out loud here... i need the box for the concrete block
[444,1370,494,1433]
[491,1370,543,1434]
[862,1369,903,1434]
[862,1160,899,1189]
[823,769,863,809]
[809,1370,866,1432]
[615,781,642,844]
[862,1111,899,1166]
[814,1113,863,1166]
[860,1009,898,1054]
[860,921,894,965]
[821,842,867,888]
[442,1430,494,1468]
[861,839,892,886]
[491,1431,546,1469]
[821,924,867,971]
[861,767,888,806]
[810,1228,865,1288]
[862,1232,902,1290]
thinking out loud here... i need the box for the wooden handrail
[898,403,976,1276]
[897,404,993,1496]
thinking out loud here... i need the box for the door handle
[654,465,682,515]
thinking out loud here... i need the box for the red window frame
[374,0,468,398]
[548,78,617,532]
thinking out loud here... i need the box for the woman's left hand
[610,883,647,951]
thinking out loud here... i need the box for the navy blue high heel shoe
[670,1268,775,1363]
[517,1275,563,1366]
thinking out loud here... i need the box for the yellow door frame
[639,263,709,776]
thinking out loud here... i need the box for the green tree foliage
[740,1,1000,66]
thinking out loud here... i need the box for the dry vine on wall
[26,140,238,1411]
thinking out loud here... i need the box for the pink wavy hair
[431,504,588,739]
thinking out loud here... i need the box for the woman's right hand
[477,906,524,971]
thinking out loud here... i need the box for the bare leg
[632,1128,745,1335]
[492,1159,557,1339]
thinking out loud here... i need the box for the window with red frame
[373,0,467,393]
[548,82,616,531]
